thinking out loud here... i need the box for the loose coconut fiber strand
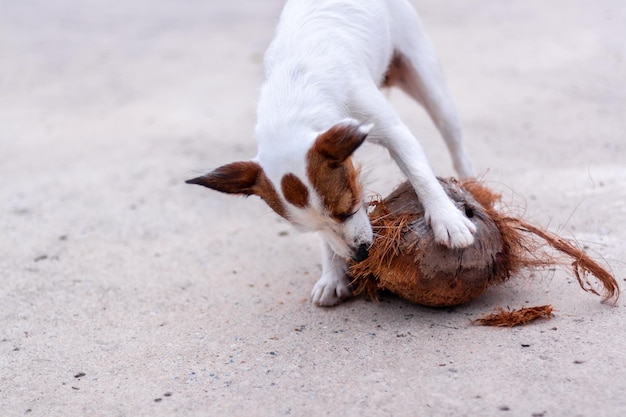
[464,179,620,305]
[349,179,620,310]
[473,305,554,327]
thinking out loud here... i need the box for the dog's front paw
[426,202,476,248]
[311,273,352,307]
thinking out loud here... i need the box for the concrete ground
[1,0,625,416]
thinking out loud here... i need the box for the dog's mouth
[351,243,370,262]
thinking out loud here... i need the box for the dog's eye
[334,210,357,222]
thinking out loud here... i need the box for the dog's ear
[186,161,263,195]
[313,120,373,166]
[186,161,288,217]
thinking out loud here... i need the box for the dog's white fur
[257,0,475,306]
[190,0,476,307]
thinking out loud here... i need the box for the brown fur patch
[381,52,406,88]
[307,128,362,221]
[281,173,309,208]
[312,123,368,167]
[186,161,286,218]
[254,172,287,219]
[186,161,262,195]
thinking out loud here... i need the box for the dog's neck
[255,60,347,149]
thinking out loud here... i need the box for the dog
[187,0,476,306]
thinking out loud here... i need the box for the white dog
[187,0,476,306]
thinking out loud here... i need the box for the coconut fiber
[472,305,554,327]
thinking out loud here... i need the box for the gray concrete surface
[1,0,625,416]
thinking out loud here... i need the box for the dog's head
[186,120,373,261]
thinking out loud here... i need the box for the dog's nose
[352,243,370,262]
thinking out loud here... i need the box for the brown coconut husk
[472,305,554,327]
[348,178,620,311]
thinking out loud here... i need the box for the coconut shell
[348,178,620,308]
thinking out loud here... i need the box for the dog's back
[264,0,397,86]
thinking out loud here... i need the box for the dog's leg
[311,240,352,306]
[355,86,476,248]
[386,7,474,178]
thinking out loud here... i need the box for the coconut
[348,178,620,310]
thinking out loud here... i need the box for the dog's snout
[352,243,370,262]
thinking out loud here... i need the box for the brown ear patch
[307,149,362,221]
[186,161,286,218]
[254,173,287,218]
[281,173,309,208]
[305,122,368,220]
[312,123,369,167]
[186,161,262,195]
